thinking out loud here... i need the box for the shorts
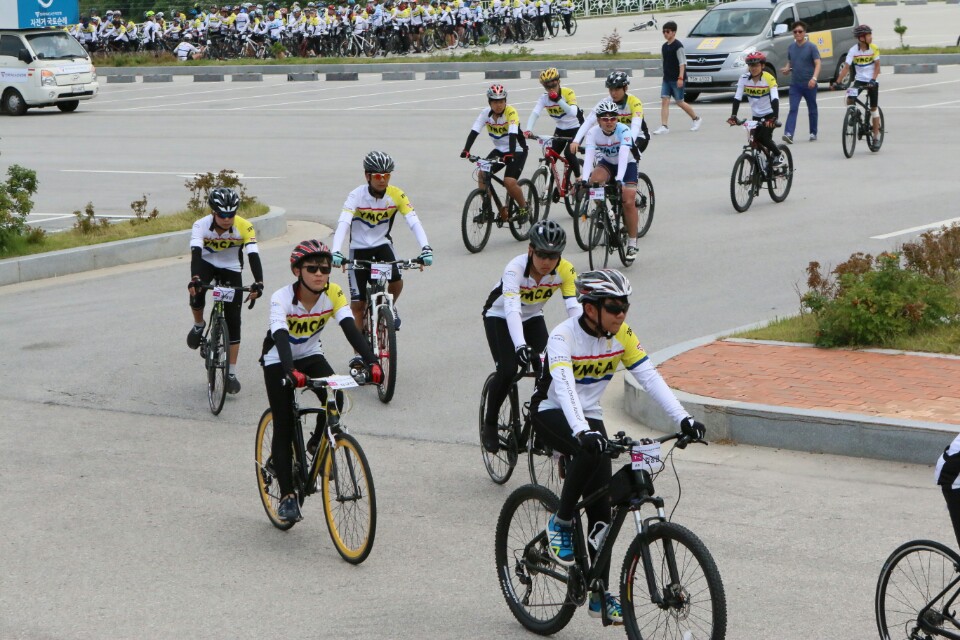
[596,159,638,185]
[487,148,527,180]
[347,244,400,302]
[852,80,879,109]
[661,79,684,102]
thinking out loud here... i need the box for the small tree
[0,165,39,252]
[602,29,622,55]
[893,18,908,50]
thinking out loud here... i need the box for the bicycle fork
[634,504,688,611]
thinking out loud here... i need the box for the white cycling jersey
[190,215,260,272]
[262,282,353,366]
[332,184,430,252]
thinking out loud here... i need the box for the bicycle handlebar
[194,283,259,309]
[605,430,707,456]
[280,366,371,389]
[465,155,506,167]
[342,258,425,271]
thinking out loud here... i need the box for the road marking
[917,99,960,108]
[61,170,282,179]
[871,217,960,240]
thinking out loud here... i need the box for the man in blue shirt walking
[780,20,822,143]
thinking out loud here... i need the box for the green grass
[1,203,269,259]
[880,46,960,55]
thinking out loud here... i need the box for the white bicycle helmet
[575,269,632,303]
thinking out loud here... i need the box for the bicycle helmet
[487,83,507,100]
[605,70,629,89]
[145,10,155,17]
[575,269,632,303]
[853,24,871,37]
[744,51,766,65]
[290,239,332,270]
[208,187,241,215]
[594,98,619,118]
[539,67,560,84]
[363,150,395,174]
[529,220,566,254]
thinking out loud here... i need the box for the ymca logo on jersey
[852,51,877,66]
[354,206,396,226]
[520,282,559,304]
[203,237,243,251]
[286,310,334,343]
[743,84,772,98]
[571,350,624,384]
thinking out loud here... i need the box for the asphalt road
[2,12,960,637]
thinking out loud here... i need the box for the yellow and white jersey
[262,282,353,365]
[733,71,779,118]
[333,184,429,252]
[190,214,259,272]
[575,93,645,144]
[527,86,580,131]
[846,43,880,83]
[535,317,689,435]
[471,105,522,154]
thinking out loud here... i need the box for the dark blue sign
[17,0,79,29]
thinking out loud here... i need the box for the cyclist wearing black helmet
[480,220,581,453]
[834,24,881,142]
[186,187,264,394]
[570,70,649,160]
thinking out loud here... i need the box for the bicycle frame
[917,574,960,638]
[534,136,574,199]
[470,156,511,214]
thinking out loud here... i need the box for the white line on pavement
[871,217,960,240]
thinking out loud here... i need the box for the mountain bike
[728,118,794,213]
[495,430,727,639]
[195,283,256,416]
[343,258,423,404]
[528,135,579,221]
[574,179,653,267]
[255,370,376,564]
[839,83,885,158]
[876,539,960,639]
[629,15,658,31]
[461,155,539,253]
[550,10,577,36]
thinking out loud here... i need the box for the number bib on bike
[631,441,663,473]
[212,287,236,302]
[369,263,393,280]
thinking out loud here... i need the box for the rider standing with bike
[481,220,580,453]
[726,51,785,176]
[187,187,264,395]
[531,269,705,624]
[833,24,881,144]
[330,151,434,332]
[261,240,383,523]
[524,68,583,183]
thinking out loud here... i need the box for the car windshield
[689,7,772,37]
[25,32,89,60]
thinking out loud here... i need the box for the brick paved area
[658,340,960,425]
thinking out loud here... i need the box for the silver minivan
[681,0,859,101]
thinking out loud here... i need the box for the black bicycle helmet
[575,269,632,303]
[605,70,629,89]
[363,150,395,174]
[208,187,241,215]
[853,24,872,37]
[529,220,566,254]
[289,239,332,270]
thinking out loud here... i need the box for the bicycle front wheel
[375,305,397,403]
[530,166,550,218]
[527,429,562,498]
[321,432,376,564]
[842,106,858,158]
[462,188,492,253]
[729,153,756,213]
[621,522,727,640]
[509,178,539,241]
[479,373,519,484]
[254,409,296,531]
[588,206,610,269]
[768,144,794,203]
[572,189,593,251]
[207,315,229,415]
[868,106,885,152]
[495,484,575,635]
[876,539,960,640]
[635,172,655,238]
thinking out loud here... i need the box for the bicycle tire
[567,15,578,36]
[876,539,960,640]
[479,373,519,484]
[572,189,596,251]
[461,188,493,253]
[254,408,296,531]
[495,484,576,634]
[562,177,577,218]
[621,522,727,640]
[768,144,793,203]
[527,431,562,498]
[729,152,756,213]
[320,431,376,564]
[842,106,858,158]
[509,178,539,241]
[530,166,550,218]
[588,205,610,269]
[867,107,885,152]
[375,304,397,403]
[614,202,631,266]
[207,315,229,415]
[635,172,655,238]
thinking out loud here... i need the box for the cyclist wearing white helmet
[531,268,705,624]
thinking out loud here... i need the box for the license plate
[631,442,663,473]
[688,75,711,83]
[71,84,84,93]
[589,187,605,201]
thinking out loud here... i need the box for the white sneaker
[652,125,669,135]
[690,117,702,131]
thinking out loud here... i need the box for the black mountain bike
[876,539,960,639]
[255,370,376,564]
[196,283,255,415]
[574,180,654,267]
[729,118,794,213]
[495,431,727,639]
[461,155,539,253]
[840,84,886,158]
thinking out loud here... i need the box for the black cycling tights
[943,485,960,552]
[189,263,242,344]
[483,315,548,428]
[752,118,782,164]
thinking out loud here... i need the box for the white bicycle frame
[364,263,396,356]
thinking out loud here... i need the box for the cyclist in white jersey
[727,50,785,173]
[833,24,881,141]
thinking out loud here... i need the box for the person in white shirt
[174,33,204,59]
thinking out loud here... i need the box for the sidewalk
[624,337,960,464]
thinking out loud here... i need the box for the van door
[769,4,797,80]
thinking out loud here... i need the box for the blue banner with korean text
[13,0,80,29]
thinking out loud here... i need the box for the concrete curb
[895,63,938,74]
[623,328,960,464]
[0,207,286,287]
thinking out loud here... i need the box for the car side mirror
[773,23,788,36]
[18,49,33,63]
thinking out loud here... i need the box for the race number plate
[631,442,663,473]
[846,87,859,98]
[688,75,711,83]
[369,263,392,280]
[477,159,492,172]
[212,287,235,302]
[589,187,605,201]
[323,374,360,390]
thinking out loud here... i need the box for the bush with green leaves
[0,165,39,252]
[184,170,257,215]
[801,252,958,347]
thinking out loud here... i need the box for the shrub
[893,18,908,50]
[602,29,621,55]
[184,170,256,216]
[901,222,960,284]
[0,165,39,252]
[130,194,160,224]
[73,202,111,235]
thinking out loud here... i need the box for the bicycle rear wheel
[461,188,492,253]
[768,144,794,203]
[530,166,550,218]
[729,152,756,213]
[495,484,576,635]
[635,172,655,238]
[480,373,519,484]
[876,539,960,640]
[588,207,610,269]
[375,305,397,403]
[842,106,858,158]
[621,522,727,640]
[254,408,296,531]
[509,178,539,241]
[321,432,376,564]
[207,315,229,415]
[527,430,562,498]
[867,106,885,152]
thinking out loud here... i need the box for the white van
[0,29,99,115]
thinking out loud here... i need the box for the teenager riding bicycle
[833,24,881,141]
[726,51,785,175]
[481,220,581,453]
[261,240,383,523]
[524,67,583,182]
[330,151,434,333]
[530,268,706,624]
[579,98,642,264]
[569,71,649,163]
[186,187,264,395]
[460,84,531,223]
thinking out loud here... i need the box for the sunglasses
[599,115,619,122]
[792,29,805,33]
[533,249,560,260]
[544,82,559,89]
[602,301,630,315]
[215,211,236,218]
[302,264,332,274]
[368,172,391,180]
